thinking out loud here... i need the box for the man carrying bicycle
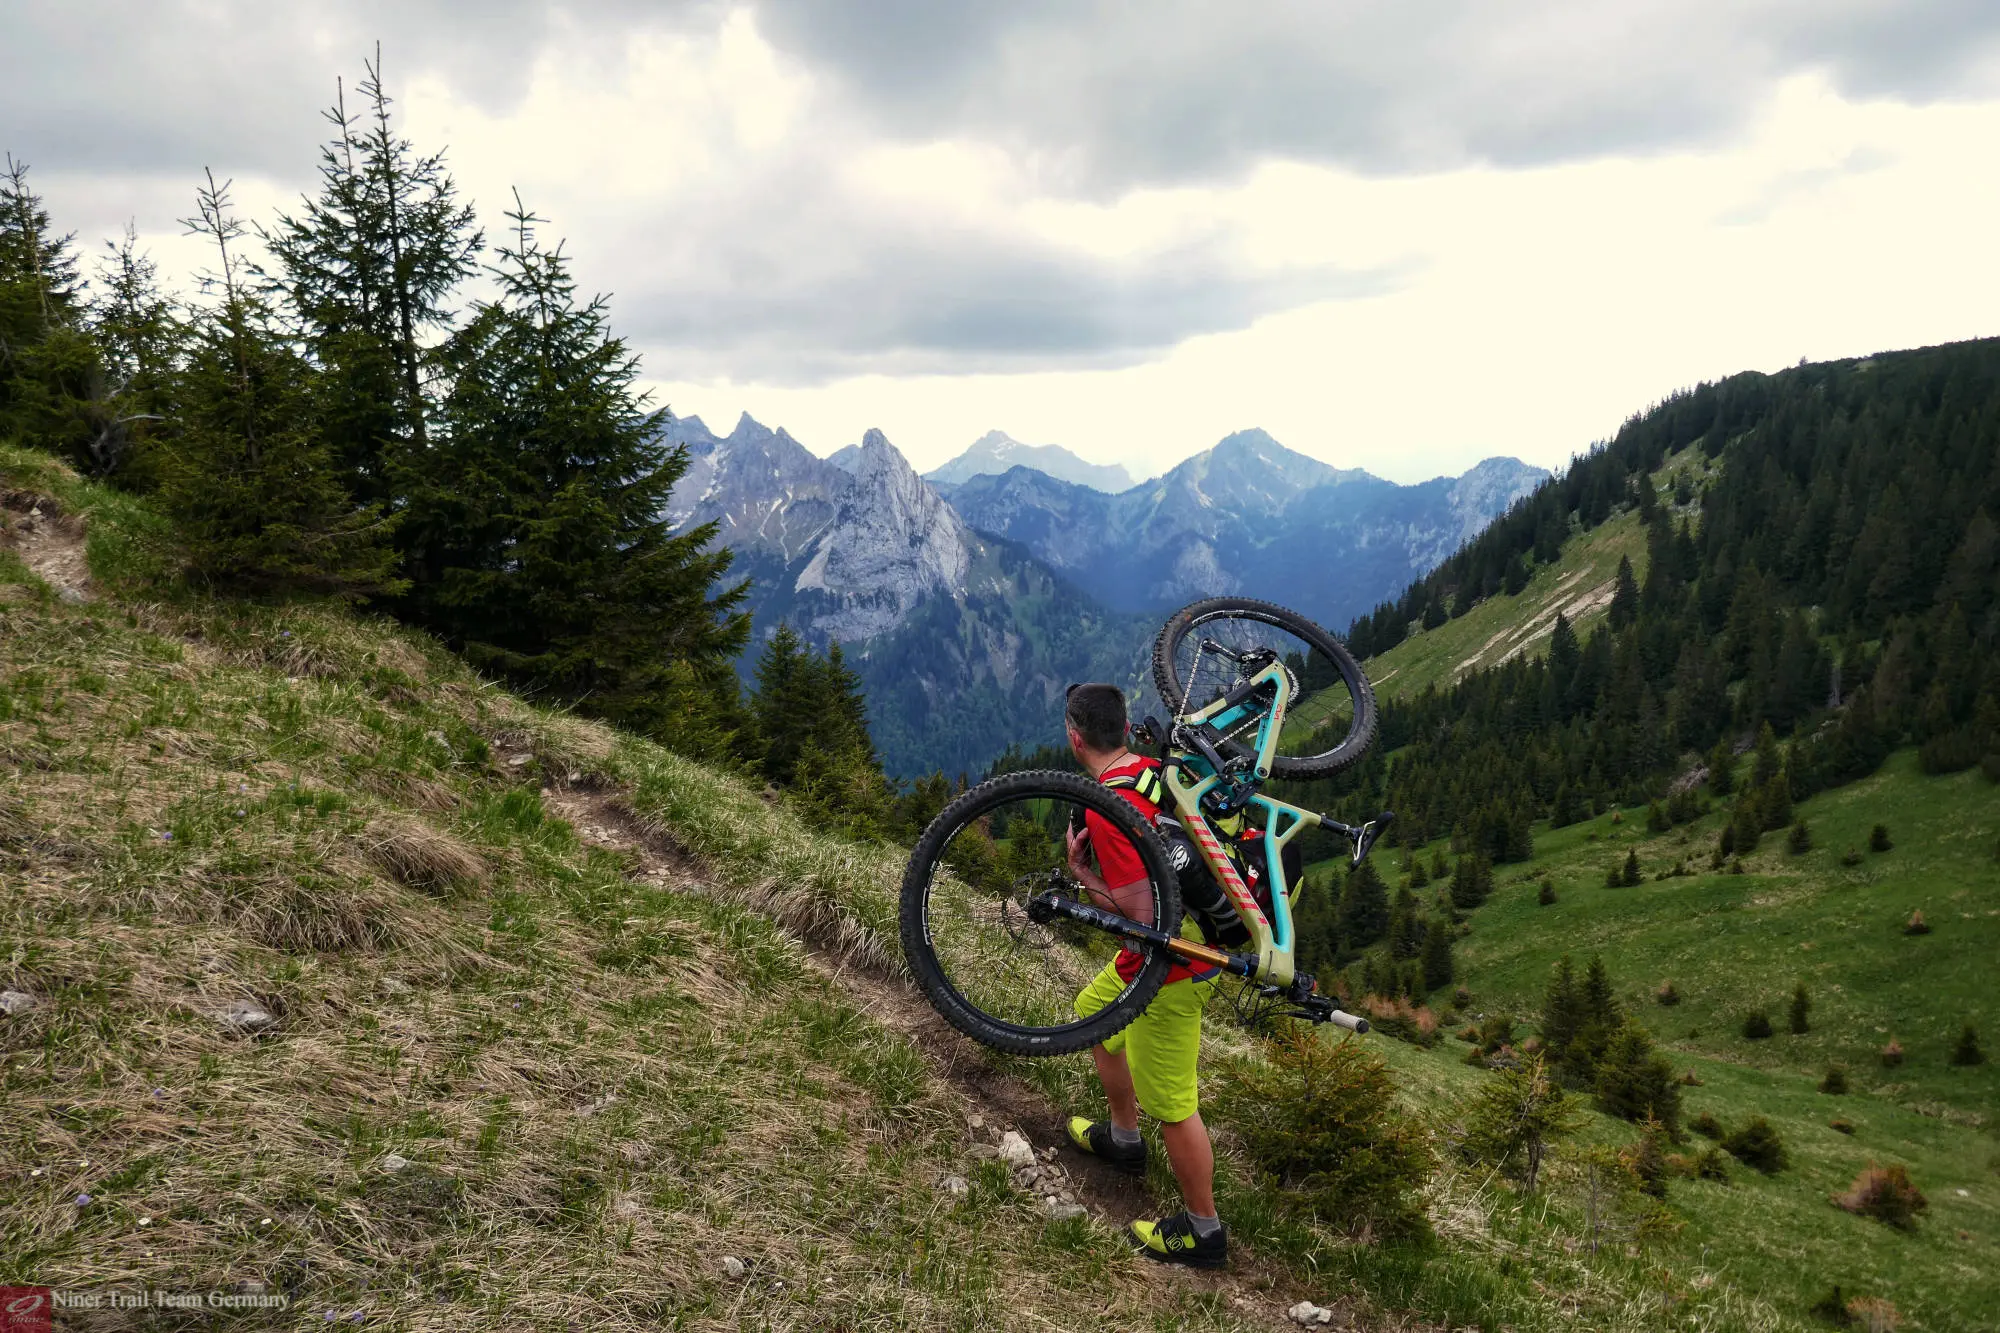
[1060,682,1228,1269]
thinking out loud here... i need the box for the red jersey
[1087,755,1214,986]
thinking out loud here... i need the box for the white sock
[1109,1123,1142,1148]
[1187,1211,1222,1237]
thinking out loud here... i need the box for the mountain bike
[898,596,1391,1056]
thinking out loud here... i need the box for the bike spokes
[914,789,1165,1036]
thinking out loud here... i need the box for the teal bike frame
[1149,655,1389,990]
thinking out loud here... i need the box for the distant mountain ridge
[662,413,1544,774]
[663,413,1148,776]
[947,429,1546,630]
[925,430,1136,493]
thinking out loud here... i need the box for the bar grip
[1326,1009,1370,1033]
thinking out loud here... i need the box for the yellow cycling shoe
[1128,1210,1228,1269]
[1066,1116,1147,1177]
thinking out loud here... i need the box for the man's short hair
[1065,682,1127,752]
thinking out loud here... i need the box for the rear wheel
[899,769,1183,1056]
[1151,596,1377,781]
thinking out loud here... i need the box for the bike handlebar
[1325,1009,1370,1034]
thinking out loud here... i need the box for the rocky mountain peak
[926,430,1136,493]
[792,429,972,641]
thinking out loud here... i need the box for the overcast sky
[10,2,2000,482]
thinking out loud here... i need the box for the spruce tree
[1421,918,1455,991]
[1621,848,1642,886]
[1593,1020,1682,1134]
[1706,736,1736,795]
[85,225,180,480]
[1788,983,1810,1034]
[1387,887,1422,960]
[1541,956,1583,1066]
[160,171,401,601]
[1609,554,1640,630]
[1951,1023,1985,1067]
[1335,857,1390,950]
[1787,818,1812,854]
[263,57,482,506]
[0,155,96,462]
[405,196,747,732]
[1751,721,1782,788]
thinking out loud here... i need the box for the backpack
[1103,760,1292,951]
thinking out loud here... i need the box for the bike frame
[1148,658,1385,988]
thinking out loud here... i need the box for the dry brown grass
[358,814,488,894]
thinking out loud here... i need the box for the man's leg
[1091,1044,1141,1132]
[1158,1112,1215,1217]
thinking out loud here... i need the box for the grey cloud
[606,154,1407,383]
[13,2,2000,193]
[2,1,716,180]
[750,0,2000,189]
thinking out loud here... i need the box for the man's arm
[1066,826,1156,927]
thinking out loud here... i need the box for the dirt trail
[547,785,1385,1332]
[0,490,93,602]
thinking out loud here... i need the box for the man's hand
[1065,825,1092,879]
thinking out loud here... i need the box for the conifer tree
[1788,983,1810,1035]
[1787,818,1812,854]
[1951,1022,1985,1067]
[1387,887,1422,960]
[1730,798,1762,856]
[1335,857,1390,950]
[1421,918,1455,991]
[1706,736,1736,795]
[1621,848,1642,886]
[1542,955,1583,1064]
[262,56,482,506]
[0,155,96,461]
[1593,1020,1682,1133]
[1538,878,1557,906]
[160,171,401,601]
[85,225,179,480]
[1450,852,1493,910]
[1608,554,1640,630]
[1751,721,1782,788]
[405,196,747,732]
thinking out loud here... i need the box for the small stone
[378,977,409,996]
[379,1154,411,1174]
[968,1143,999,1160]
[506,754,533,768]
[997,1131,1035,1168]
[721,1256,747,1279]
[0,990,34,1016]
[1288,1301,1334,1326]
[216,1000,275,1033]
[968,1114,984,1130]
[139,1217,151,1226]
[1958,1188,1971,1197]
[1044,1200,1086,1220]
[1039,1146,1058,1162]
[940,1175,969,1197]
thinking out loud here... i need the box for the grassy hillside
[1311,748,2000,1332]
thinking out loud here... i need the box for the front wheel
[1151,596,1377,781]
[899,769,1183,1056]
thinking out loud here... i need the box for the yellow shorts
[1074,961,1211,1123]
